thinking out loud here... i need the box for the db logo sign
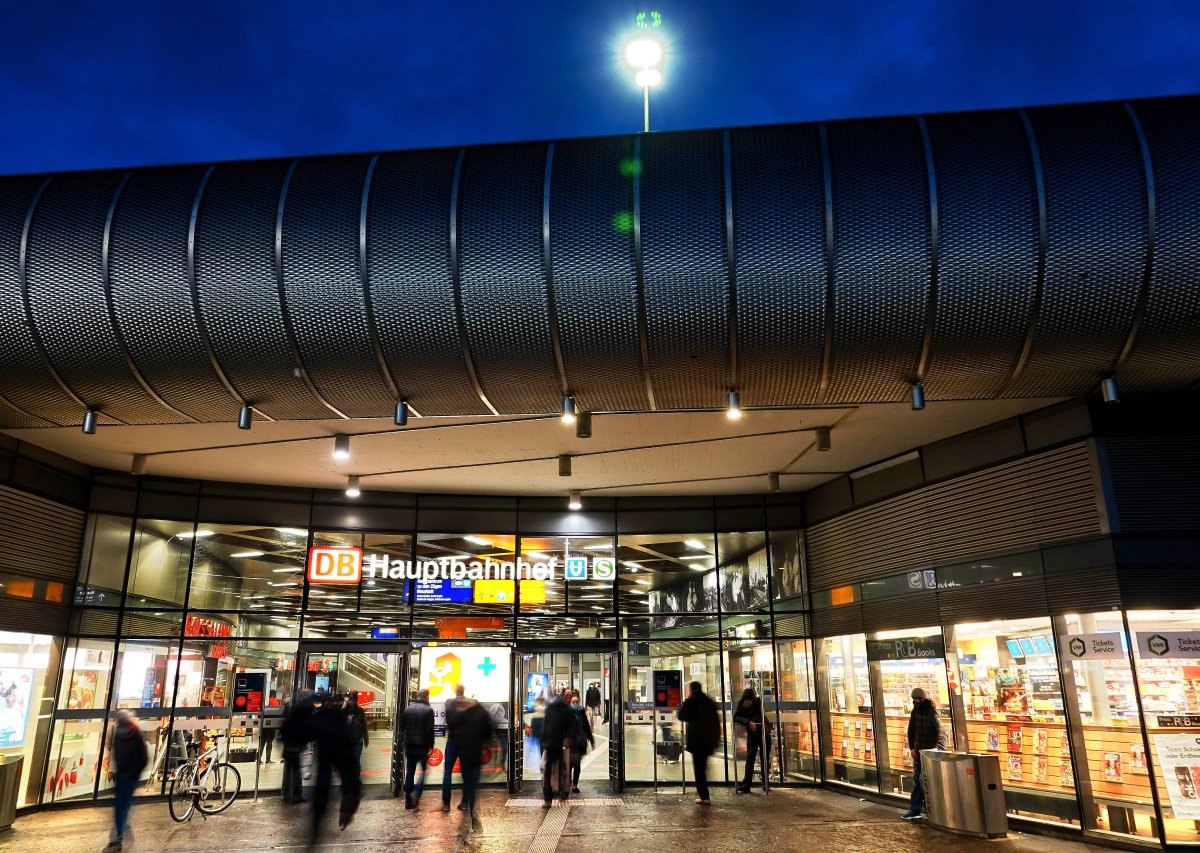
[307,547,362,585]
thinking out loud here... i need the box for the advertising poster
[67,670,99,710]
[525,672,549,712]
[233,672,266,713]
[419,646,511,705]
[652,669,682,708]
[0,668,34,747]
[1155,734,1200,818]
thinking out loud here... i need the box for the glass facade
[0,489,1190,853]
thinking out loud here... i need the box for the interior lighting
[635,579,651,586]
[689,562,712,571]
[82,408,98,435]
[568,490,582,511]
[685,539,706,550]
[561,395,577,425]
[394,400,409,426]
[272,567,301,573]
[238,404,252,430]
[1101,377,1120,404]
[464,536,492,546]
[231,551,265,558]
[726,390,742,420]
[130,454,147,476]
[815,427,832,452]
[275,528,307,538]
[177,530,215,539]
[345,475,361,498]
[270,581,299,588]
[911,382,926,411]
[332,434,351,460]
[681,554,711,560]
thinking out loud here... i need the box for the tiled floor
[2,784,1115,853]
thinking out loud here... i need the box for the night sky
[2,1,1198,175]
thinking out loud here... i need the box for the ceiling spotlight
[726,390,742,420]
[238,403,253,430]
[82,408,98,435]
[1101,377,1120,405]
[815,427,832,452]
[911,382,926,411]
[767,472,780,493]
[576,410,592,439]
[559,454,572,477]
[568,490,582,511]
[131,454,147,476]
[561,395,577,425]
[394,400,409,426]
[345,475,361,498]
[332,434,351,460]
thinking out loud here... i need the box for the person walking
[447,698,494,834]
[280,689,314,804]
[733,687,770,794]
[585,682,602,726]
[441,684,466,812]
[104,709,148,852]
[901,687,946,820]
[346,692,369,762]
[567,692,594,794]
[539,693,573,806]
[677,681,720,804]
[308,694,363,843]
[400,689,435,809]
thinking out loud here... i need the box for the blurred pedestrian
[308,694,362,843]
[441,684,467,812]
[104,709,147,852]
[539,694,573,806]
[281,689,314,804]
[567,692,594,794]
[677,681,719,804]
[448,698,494,834]
[400,689,435,809]
[346,692,369,761]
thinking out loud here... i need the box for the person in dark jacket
[447,698,494,833]
[902,687,946,820]
[307,694,363,843]
[105,709,148,852]
[585,682,602,725]
[567,692,594,794]
[677,681,720,804]
[346,692,369,760]
[539,695,574,806]
[400,689,435,809]
[280,689,314,804]
[733,687,770,793]
[440,684,466,811]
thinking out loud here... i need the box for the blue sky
[2,1,1198,175]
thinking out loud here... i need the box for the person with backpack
[677,681,720,804]
[104,709,148,852]
[539,693,573,806]
[901,687,947,820]
[345,691,369,761]
[400,689,435,809]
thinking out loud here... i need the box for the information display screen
[413,579,474,604]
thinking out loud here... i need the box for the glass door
[607,650,623,792]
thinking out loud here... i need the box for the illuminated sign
[307,546,362,585]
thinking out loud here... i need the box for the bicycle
[167,733,242,822]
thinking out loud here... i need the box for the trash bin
[0,755,23,832]
[920,750,1007,839]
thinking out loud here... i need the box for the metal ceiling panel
[0,96,1197,429]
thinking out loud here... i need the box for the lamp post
[625,37,663,132]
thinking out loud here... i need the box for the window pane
[777,639,819,781]
[126,520,195,608]
[717,532,769,613]
[769,530,805,611]
[0,630,62,806]
[57,640,115,711]
[873,627,950,799]
[618,534,716,616]
[413,533,516,615]
[191,524,308,612]
[76,515,130,606]
[818,634,875,789]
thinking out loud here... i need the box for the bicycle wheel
[167,767,197,822]
[196,762,241,815]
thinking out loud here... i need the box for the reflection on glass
[617,534,716,621]
[192,524,308,612]
[873,627,950,798]
[777,639,819,781]
[76,515,131,606]
[126,520,195,608]
[769,530,805,610]
[718,532,769,613]
[819,634,875,789]
[0,630,60,806]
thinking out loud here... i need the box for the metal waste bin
[0,755,23,831]
[920,750,1007,839]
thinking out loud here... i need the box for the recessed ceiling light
[583,543,613,551]
[177,530,215,539]
[681,554,710,560]
[272,567,301,573]
[464,536,491,546]
[685,539,705,550]
[635,579,651,586]
[231,551,264,558]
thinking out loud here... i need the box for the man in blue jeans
[440,684,466,811]
[902,687,946,820]
[400,689,435,809]
[105,709,148,852]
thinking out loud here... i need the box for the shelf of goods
[830,712,875,768]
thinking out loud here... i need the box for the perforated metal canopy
[1,95,1197,429]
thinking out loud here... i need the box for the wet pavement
[0,784,1113,853]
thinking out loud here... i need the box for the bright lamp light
[635,68,662,87]
[626,38,663,67]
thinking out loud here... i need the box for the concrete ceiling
[3,397,1065,497]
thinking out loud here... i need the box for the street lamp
[625,37,663,132]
